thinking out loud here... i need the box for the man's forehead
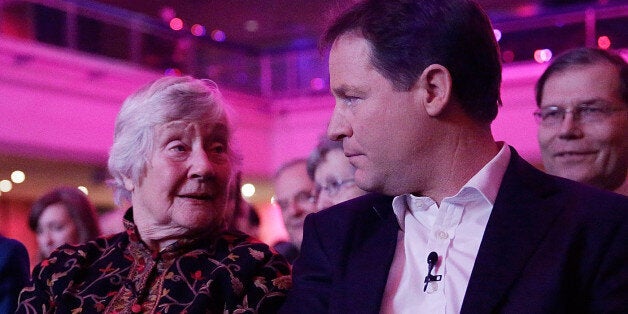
[277,163,308,181]
[275,164,311,190]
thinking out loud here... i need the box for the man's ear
[416,64,452,117]
[122,175,135,192]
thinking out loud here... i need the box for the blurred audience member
[535,47,628,195]
[17,76,290,313]
[28,187,101,260]
[272,159,316,261]
[98,207,126,236]
[0,235,29,313]
[227,172,260,237]
[307,137,368,210]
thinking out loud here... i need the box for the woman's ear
[416,64,453,117]
[122,176,135,191]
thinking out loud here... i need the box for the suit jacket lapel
[338,195,399,314]
[461,148,562,313]
[461,148,565,313]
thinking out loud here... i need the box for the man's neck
[422,127,500,205]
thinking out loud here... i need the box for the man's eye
[541,109,561,118]
[325,180,342,190]
[210,143,226,154]
[340,95,361,106]
[580,107,604,114]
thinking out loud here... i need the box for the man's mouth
[178,193,213,201]
[553,150,597,157]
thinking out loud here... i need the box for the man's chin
[553,168,596,185]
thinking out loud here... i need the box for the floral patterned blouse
[16,209,291,313]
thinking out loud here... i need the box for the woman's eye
[168,143,187,152]
[53,224,66,231]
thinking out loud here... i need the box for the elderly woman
[307,137,368,211]
[17,77,291,313]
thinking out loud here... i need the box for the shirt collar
[392,142,511,230]
[460,141,510,206]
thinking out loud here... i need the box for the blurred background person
[0,235,29,313]
[535,47,628,195]
[28,187,101,261]
[307,137,368,210]
[272,159,316,262]
[98,207,127,236]
[227,171,260,237]
[17,76,290,313]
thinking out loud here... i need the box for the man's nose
[327,105,351,141]
[557,112,584,139]
[289,202,306,217]
[316,194,333,211]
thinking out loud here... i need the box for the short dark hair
[29,187,101,243]
[306,136,344,180]
[321,0,502,123]
[535,47,628,106]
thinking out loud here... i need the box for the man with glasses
[272,158,317,262]
[307,137,368,211]
[535,47,628,195]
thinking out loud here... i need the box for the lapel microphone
[423,251,442,292]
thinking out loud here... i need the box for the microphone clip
[423,251,442,292]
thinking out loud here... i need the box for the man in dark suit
[280,0,628,313]
[0,235,30,313]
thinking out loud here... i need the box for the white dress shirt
[380,143,511,314]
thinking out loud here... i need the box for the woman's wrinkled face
[126,119,233,240]
[36,203,80,258]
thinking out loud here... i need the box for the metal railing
[0,0,626,98]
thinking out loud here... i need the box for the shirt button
[437,230,449,239]
[425,282,439,293]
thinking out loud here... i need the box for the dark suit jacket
[0,235,30,314]
[280,148,628,313]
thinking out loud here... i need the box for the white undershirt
[380,143,511,314]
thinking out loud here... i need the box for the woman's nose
[189,149,215,179]
[39,231,53,246]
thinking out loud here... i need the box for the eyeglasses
[533,102,627,127]
[275,190,315,212]
[314,178,356,198]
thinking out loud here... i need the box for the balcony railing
[1,0,626,98]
